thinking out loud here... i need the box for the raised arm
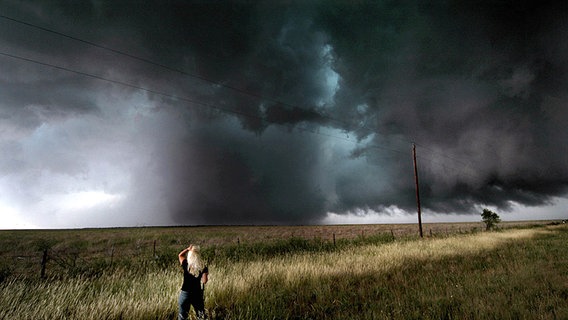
[178,245,193,264]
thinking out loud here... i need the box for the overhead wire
[0,14,349,128]
[414,142,478,171]
[414,150,481,183]
[0,14,416,157]
[0,49,411,156]
[0,13,481,175]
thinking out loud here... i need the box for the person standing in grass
[178,245,208,320]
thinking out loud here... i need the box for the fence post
[391,229,395,240]
[153,240,157,258]
[40,249,48,279]
[333,233,336,247]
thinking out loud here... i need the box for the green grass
[205,226,568,319]
[1,223,567,319]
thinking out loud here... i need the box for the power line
[0,49,477,177]
[0,14,349,128]
[414,142,477,170]
[0,14,485,171]
[1,48,484,190]
[0,49,409,156]
[415,153,480,182]
[0,51,243,117]
[413,143,484,183]
[0,13,423,157]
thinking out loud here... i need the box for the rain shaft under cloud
[0,0,567,228]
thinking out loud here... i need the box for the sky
[1,0,567,229]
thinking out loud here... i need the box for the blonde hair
[186,245,205,277]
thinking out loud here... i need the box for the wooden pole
[413,144,424,238]
[40,249,48,279]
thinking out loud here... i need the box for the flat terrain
[0,220,555,278]
[1,220,565,319]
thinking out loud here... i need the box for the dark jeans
[178,290,206,320]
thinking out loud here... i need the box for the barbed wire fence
[1,222,515,281]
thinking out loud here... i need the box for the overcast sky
[1,0,567,229]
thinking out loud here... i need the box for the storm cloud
[0,0,567,228]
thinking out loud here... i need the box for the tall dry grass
[1,225,566,319]
[0,269,179,319]
[206,227,555,319]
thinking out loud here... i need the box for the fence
[0,223,503,280]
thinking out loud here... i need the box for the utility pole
[413,143,423,238]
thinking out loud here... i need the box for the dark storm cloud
[1,0,568,227]
[316,0,568,214]
[157,122,329,225]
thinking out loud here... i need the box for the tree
[481,209,501,231]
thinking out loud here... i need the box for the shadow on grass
[208,227,568,320]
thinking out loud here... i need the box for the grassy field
[0,221,566,319]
